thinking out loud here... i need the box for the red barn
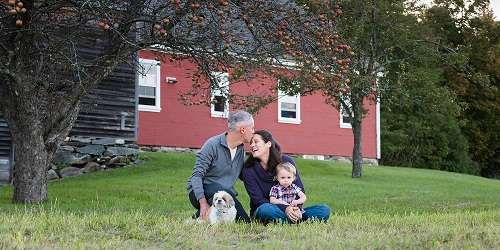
[137,50,380,162]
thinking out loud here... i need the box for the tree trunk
[351,104,363,178]
[3,91,80,203]
[11,123,49,203]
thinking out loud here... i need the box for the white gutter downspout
[376,98,381,160]
[376,72,382,160]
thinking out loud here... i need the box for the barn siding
[71,62,137,140]
[137,50,378,158]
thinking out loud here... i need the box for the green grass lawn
[0,152,499,249]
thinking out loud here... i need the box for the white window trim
[278,90,301,124]
[339,96,352,128]
[138,58,161,112]
[210,72,229,118]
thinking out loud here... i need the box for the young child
[269,162,307,210]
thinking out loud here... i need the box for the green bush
[381,68,478,174]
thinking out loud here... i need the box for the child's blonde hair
[275,162,297,177]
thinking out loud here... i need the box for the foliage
[381,67,477,174]
[380,13,478,174]
[423,1,500,177]
[380,0,499,177]
[0,152,499,248]
[287,0,428,178]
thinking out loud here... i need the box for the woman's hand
[285,205,302,223]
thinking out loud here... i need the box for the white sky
[492,0,500,20]
[420,0,500,20]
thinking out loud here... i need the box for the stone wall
[49,137,140,180]
[139,146,379,166]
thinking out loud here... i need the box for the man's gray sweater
[187,133,245,201]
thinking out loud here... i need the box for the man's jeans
[188,182,250,223]
[254,203,330,223]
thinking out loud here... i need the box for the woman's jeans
[254,203,330,223]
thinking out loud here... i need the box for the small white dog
[207,190,237,224]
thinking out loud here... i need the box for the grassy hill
[0,152,499,249]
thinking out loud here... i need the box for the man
[187,110,254,223]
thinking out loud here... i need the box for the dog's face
[212,191,235,210]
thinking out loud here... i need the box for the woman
[241,130,330,223]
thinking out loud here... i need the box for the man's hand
[199,198,210,220]
[290,200,301,206]
[285,206,302,223]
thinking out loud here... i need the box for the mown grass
[0,152,499,249]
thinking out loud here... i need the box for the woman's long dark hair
[244,130,282,175]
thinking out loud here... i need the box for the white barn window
[339,96,352,128]
[210,72,229,118]
[138,59,161,112]
[278,90,301,124]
